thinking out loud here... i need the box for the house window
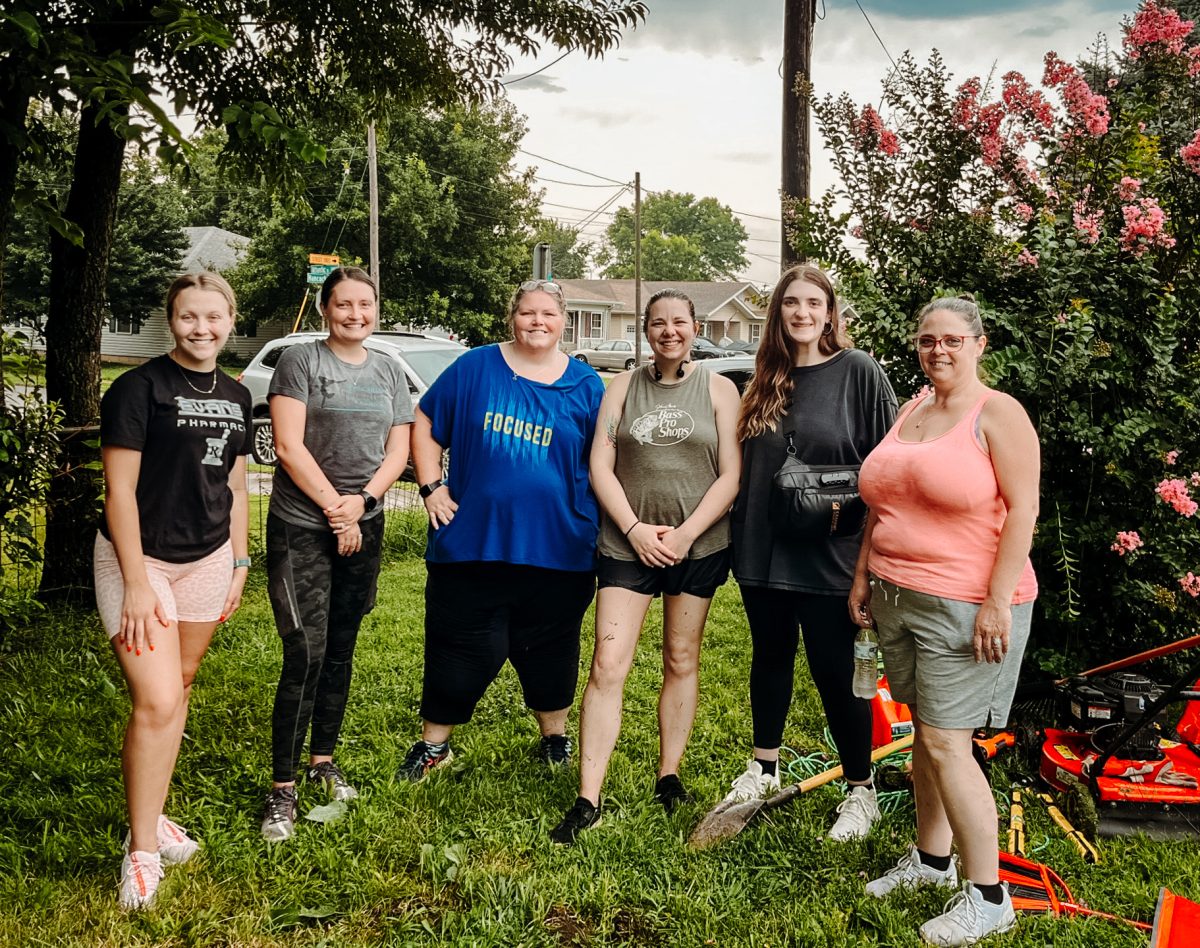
[749,323,762,342]
[563,312,576,344]
[107,315,140,335]
[589,312,603,339]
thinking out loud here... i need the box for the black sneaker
[654,774,691,814]
[550,796,601,844]
[305,761,358,801]
[538,734,572,766]
[260,786,299,841]
[397,740,454,782]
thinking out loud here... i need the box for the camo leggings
[266,512,383,784]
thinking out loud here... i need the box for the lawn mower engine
[1064,672,1166,759]
[1039,671,1200,838]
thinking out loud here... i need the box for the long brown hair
[737,264,852,441]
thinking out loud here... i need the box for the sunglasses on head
[519,280,563,295]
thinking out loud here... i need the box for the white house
[101,225,292,363]
[551,279,767,352]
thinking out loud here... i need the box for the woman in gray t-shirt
[258,267,415,841]
[550,289,742,844]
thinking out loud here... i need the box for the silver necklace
[171,353,218,394]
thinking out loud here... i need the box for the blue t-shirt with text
[421,344,604,571]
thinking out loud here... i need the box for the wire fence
[2,420,430,603]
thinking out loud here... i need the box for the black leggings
[739,584,873,783]
[266,512,383,783]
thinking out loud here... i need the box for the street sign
[307,263,337,285]
[309,253,340,265]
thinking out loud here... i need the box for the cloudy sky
[502,0,1133,282]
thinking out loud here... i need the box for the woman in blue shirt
[399,280,604,779]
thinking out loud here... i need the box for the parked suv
[237,331,467,464]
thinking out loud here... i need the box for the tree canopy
[529,218,592,279]
[597,191,748,280]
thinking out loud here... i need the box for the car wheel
[253,420,277,465]
[575,354,589,364]
[624,358,636,370]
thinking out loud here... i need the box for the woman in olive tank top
[549,289,742,844]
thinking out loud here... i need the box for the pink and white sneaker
[118,850,163,911]
[156,816,199,865]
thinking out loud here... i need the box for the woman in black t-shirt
[95,272,252,910]
[721,264,897,841]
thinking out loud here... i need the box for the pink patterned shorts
[93,533,233,638]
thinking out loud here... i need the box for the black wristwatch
[359,489,378,512]
[419,479,443,499]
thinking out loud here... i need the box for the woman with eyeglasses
[549,289,741,844]
[722,264,897,842]
[852,294,1038,945]
[399,279,605,781]
[259,267,415,841]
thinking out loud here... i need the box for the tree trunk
[38,101,127,600]
[0,88,31,321]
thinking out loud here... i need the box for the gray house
[551,279,767,352]
[101,226,291,363]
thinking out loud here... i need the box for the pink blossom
[879,128,901,156]
[1181,129,1200,174]
[1014,202,1034,222]
[1181,572,1200,598]
[1120,197,1177,256]
[1124,0,1194,60]
[1055,312,1069,324]
[853,105,901,157]
[953,78,982,130]
[1073,201,1103,245]
[1016,248,1039,268]
[1192,471,1200,487]
[1107,77,1119,88]
[1157,478,1199,516]
[1111,530,1145,556]
[851,224,864,239]
[1001,71,1055,128]
[1139,121,1148,133]
[1166,449,1180,465]
[1118,176,1142,200]
[1189,45,1200,76]
[1043,51,1076,87]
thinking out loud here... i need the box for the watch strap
[419,479,443,499]
[233,557,251,569]
[359,489,378,512]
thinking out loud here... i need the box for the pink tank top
[858,390,1037,605]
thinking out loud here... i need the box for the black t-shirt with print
[99,354,252,563]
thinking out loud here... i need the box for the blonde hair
[165,271,237,322]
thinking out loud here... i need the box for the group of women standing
[96,262,1039,947]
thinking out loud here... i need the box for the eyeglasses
[914,334,980,352]
[519,280,563,296]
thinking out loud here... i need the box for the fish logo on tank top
[629,404,694,447]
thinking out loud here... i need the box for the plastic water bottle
[852,626,879,699]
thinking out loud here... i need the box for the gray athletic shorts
[870,576,1033,730]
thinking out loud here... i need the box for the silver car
[572,338,651,371]
[698,355,756,395]
[237,331,467,464]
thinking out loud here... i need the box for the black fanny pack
[768,431,866,538]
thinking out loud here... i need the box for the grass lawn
[0,540,1195,946]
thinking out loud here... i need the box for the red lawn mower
[1026,633,1200,838]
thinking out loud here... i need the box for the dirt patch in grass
[545,904,593,945]
[612,907,663,945]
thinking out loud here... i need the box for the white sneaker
[920,882,1016,946]
[156,816,200,865]
[866,845,959,898]
[118,850,163,911]
[828,785,881,841]
[722,760,781,804]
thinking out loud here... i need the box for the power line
[502,49,572,86]
[853,0,899,73]
[518,148,630,187]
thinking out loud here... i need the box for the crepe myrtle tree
[786,0,1200,668]
[0,0,645,596]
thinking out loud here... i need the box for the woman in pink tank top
[851,295,1040,945]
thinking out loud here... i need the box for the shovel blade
[687,798,767,849]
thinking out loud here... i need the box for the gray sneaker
[260,786,299,841]
[305,761,358,801]
[919,882,1016,946]
[866,845,958,898]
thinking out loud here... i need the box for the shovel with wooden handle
[688,734,914,849]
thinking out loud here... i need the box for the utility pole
[781,0,816,269]
[367,122,381,301]
[633,171,642,366]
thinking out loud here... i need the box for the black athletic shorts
[595,548,731,599]
[420,561,596,725]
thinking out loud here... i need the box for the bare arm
[101,446,169,653]
[848,509,879,627]
[660,373,742,561]
[222,454,250,620]
[413,407,457,529]
[974,393,1041,662]
[589,371,676,567]
[270,394,342,512]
